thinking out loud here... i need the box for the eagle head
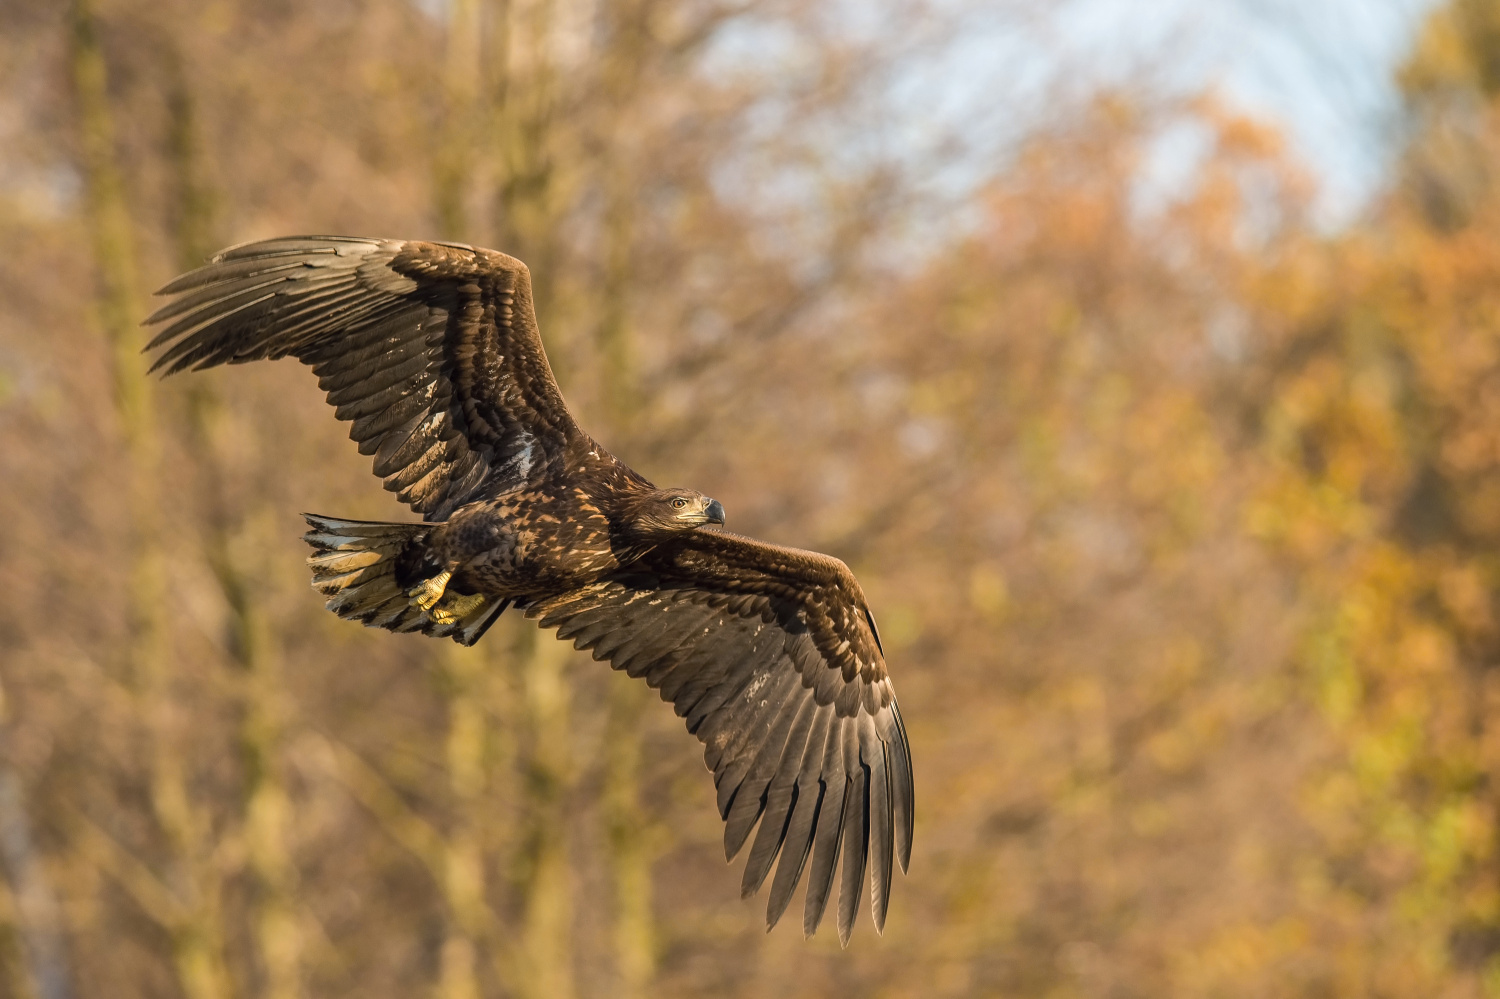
[632,488,725,534]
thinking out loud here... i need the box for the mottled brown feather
[145,236,583,520]
[528,529,912,941]
[147,235,913,941]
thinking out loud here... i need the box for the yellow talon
[407,569,452,611]
[428,592,486,625]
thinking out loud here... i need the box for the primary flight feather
[144,235,912,943]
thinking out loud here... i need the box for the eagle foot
[407,569,453,611]
[428,592,486,625]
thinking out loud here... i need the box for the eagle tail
[301,514,507,647]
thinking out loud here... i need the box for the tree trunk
[163,40,306,999]
[436,0,483,242]
[0,681,72,999]
[515,631,575,999]
[436,644,489,999]
[67,4,230,997]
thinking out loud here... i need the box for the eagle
[144,236,912,943]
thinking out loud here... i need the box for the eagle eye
[670,497,689,509]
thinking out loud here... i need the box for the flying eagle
[144,236,912,943]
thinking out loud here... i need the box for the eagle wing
[526,531,913,944]
[144,236,582,520]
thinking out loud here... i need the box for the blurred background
[5,0,1500,995]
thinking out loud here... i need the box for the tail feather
[302,514,507,647]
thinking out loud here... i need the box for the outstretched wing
[527,531,913,944]
[144,236,584,521]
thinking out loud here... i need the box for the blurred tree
[1399,0,1500,227]
[157,16,308,996]
[1223,0,1500,992]
[65,2,232,997]
[30,0,1500,997]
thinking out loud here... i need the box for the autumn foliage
[7,0,1500,996]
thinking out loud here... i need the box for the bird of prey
[144,236,912,943]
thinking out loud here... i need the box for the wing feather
[710,660,806,811]
[154,253,312,295]
[739,695,820,895]
[145,272,292,331]
[764,705,833,929]
[525,530,911,942]
[146,236,586,520]
[323,342,431,404]
[385,438,451,492]
[803,735,849,938]
[836,722,869,948]
[887,701,915,874]
[720,667,805,858]
[867,715,895,933]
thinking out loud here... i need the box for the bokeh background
[5,0,1500,996]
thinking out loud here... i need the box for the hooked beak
[704,498,726,526]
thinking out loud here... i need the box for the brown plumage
[144,235,912,943]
